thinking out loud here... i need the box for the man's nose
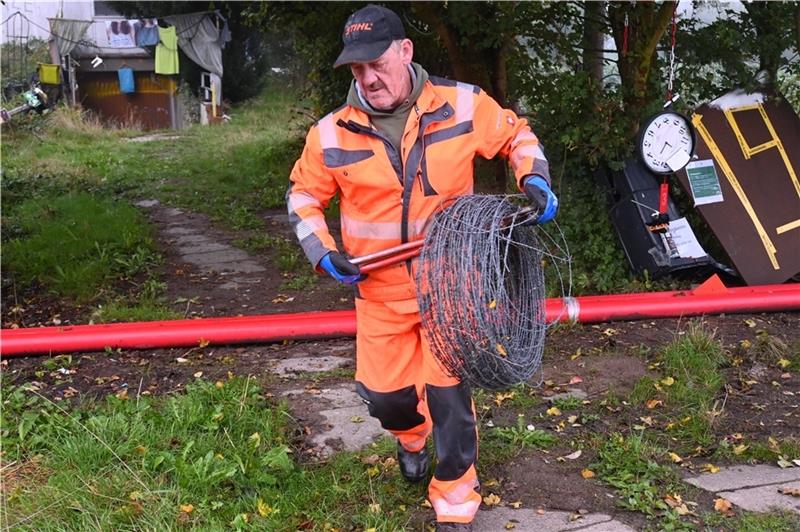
[360,67,379,86]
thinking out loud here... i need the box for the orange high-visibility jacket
[287,76,550,302]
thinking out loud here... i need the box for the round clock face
[638,111,695,174]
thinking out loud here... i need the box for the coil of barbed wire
[416,194,552,391]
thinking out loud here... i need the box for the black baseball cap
[333,4,406,68]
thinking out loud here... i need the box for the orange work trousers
[354,297,481,524]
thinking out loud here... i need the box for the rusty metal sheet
[676,92,800,285]
[77,72,176,129]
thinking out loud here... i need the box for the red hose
[1,282,798,358]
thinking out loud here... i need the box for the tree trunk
[608,1,676,135]
[582,0,606,91]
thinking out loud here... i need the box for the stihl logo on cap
[345,22,373,37]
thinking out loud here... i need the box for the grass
[590,432,688,527]
[1,376,422,531]
[629,324,728,449]
[1,83,311,318]
[2,192,160,303]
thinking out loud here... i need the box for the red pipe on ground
[1,282,798,358]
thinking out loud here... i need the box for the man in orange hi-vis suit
[286,5,558,530]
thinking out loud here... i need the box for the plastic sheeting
[162,12,230,77]
[48,18,92,57]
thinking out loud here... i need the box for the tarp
[163,11,229,77]
[48,18,92,57]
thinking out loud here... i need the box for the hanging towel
[155,26,179,75]
[118,68,135,94]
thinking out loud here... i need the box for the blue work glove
[523,175,559,223]
[319,251,365,285]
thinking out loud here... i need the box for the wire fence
[417,194,571,390]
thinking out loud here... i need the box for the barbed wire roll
[416,194,548,391]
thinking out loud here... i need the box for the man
[286,5,558,530]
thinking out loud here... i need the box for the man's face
[350,39,413,111]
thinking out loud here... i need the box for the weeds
[1,377,418,530]
[591,432,687,527]
[3,193,159,302]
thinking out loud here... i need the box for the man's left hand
[523,175,558,223]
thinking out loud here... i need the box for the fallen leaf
[778,358,791,368]
[496,343,508,357]
[568,376,583,385]
[483,493,501,506]
[777,456,794,468]
[714,497,734,517]
[115,389,129,400]
[668,452,683,463]
[504,523,516,529]
[567,415,578,424]
[744,318,757,328]
[350,415,364,423]
[494,391,516,406]
[180,504,194,514]
[563,450,582,460]
[701,463,721,473]
[488,299,497,309]
[732,444,749,455]
[646,399,663,409]
[193,371,203,378]
[778,487,800,497]
[570,348,582,360]
[535,508,545,515]
[546,406,562,416]
[421,500,433,508]
[176,357,189,364]
[581,469,595,479]
[639,416,653,426]
[368,503,380,513]
[198,338,210,348]
[510,501,522,509]
[661,377,675,386]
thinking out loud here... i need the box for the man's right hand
[319,251,365,285]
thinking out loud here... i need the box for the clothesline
[1,10,218,50]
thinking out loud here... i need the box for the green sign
[685,159,724,206]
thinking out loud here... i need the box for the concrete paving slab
[177,242,230,255]
[164,226,196,236]
[216,261,266,273]
[685,464,800,492]
[163,207,184,217]
[312,404,384,456]
[183,249,251,263]
[272,356,352,377]
[173,234,214,245]
[719,481,800,513]
[472,507,636,531]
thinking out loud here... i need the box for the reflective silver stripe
[455,82,474,123]
[318,114,338,150]
[515,143,546,161]
[564,297,580,322]
[341,214,401,240]
[295,214,327,241]
[511,143,547,172]
[511,130,537,148]
[287,191,322,214]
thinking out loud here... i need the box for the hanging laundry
[135,18,159,47]
[118,67,135,94]
[155,26,179,75]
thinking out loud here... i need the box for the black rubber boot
[397,440,430,483]
[435,522,473,531]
